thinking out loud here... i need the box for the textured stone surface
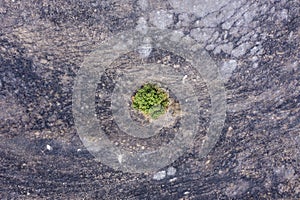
[0,0,299,199]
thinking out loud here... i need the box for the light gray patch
[279,9,289,21]
[252,62,259,69]
[175,13,195,28]
[214,42,234,54]
[250,44,264,56]
[225,180,249,198]
[205,44,216,51]
[169,0,235,18]
[190,28,215,44]
[136,17,148,34]
[220,60,237,82]
[231,42,253,58]
[137,0,149,11]
[153,170,166,180]
[137,43,152,58]
[167,166,177,176]
[195,12,223,28]
[284,61,299,72]
[274,165,296,182]
[149,10,173,29]
[242,2,258,24]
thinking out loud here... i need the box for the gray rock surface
[0,0,299,199]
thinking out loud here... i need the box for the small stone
[182,75,188,84]
[169,177,177,182]
[227,126,234,137]
[46,144,53,151]
[167,167,177,176]
[205,160,211,165]
[40,58,48,64]
[34,131,40,136]
[153,171,166,180]
[118,154,123,164]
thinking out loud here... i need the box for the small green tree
[132,83,169,119]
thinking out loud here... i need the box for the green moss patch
[132,83,169,119]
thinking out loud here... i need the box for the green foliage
[132,83,169,119]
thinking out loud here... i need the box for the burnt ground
[0,0,300,199]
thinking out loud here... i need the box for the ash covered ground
[0,0,299,199]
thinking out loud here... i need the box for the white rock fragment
[252,62,259,69]
[153,170,166,180]
[46,144,53,151]
[118,154,123,164]
[167,167,177,176]
[169,177,177,182]
[182,75,188,84]
[149,10,173,29]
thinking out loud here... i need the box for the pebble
[153,170,166,180]
[46,144,53,151]
[167,167,177,176]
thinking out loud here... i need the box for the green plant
[132,83,169,119]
